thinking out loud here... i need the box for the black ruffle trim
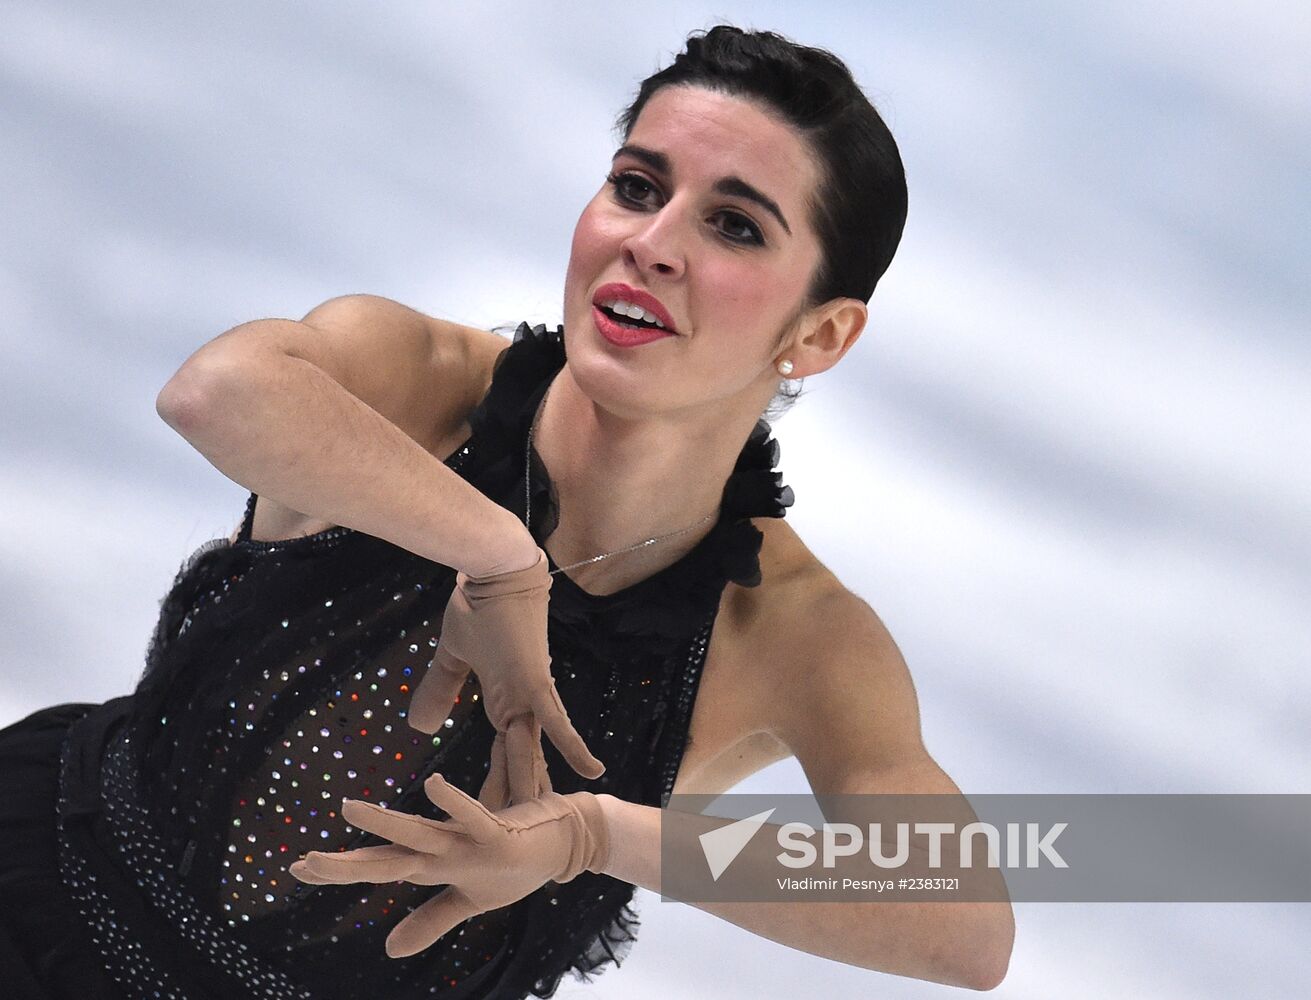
[462,321,795,661]
[521,894,641,998]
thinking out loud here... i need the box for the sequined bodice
[63,322,794,1000]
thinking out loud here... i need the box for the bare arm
[595,589,1014,991]
[155,295,536,577]
[596,793,1006,991]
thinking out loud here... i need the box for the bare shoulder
[676,516,954,800]
[721,516,855,645]
[431,314,512,392]
[672,518,862,795]
[424,315,513,457]
[292,294,511,455]
[738,518,922,762]
[231,299,512,544]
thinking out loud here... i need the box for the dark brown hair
[615,25,908,417]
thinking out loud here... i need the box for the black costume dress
[0,321,794,1000]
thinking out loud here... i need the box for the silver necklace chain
[524,379,717,577]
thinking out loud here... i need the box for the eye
[604,171,766,247]
[606,171,658,207]
[714,211,764,246]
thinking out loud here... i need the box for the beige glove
[289,772,611,958]
[475,713,551,811]
[409,546,605,795]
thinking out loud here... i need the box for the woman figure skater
[0,24,1013,999]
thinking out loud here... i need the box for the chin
[564,346,672,422]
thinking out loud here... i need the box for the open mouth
[596,303,668,332]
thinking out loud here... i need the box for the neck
[530,366,762,596]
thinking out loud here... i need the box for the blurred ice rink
[2,2,1307,996]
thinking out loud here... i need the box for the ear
[782,298,867,379]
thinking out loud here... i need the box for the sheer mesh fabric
[54,321,796,999]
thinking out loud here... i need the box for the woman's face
[563,84,825,419]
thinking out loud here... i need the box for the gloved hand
[288,772,611,958]
[409,546,606,794]
[475,713,551,810]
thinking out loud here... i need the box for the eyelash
[605,171,766,246]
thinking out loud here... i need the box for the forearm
[594,794,1012,991]
[157,331,533,576]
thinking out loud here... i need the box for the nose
[619,204,685,279]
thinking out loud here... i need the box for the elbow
[965,957,1010,992]
[155,354,245,433]
[914,903,1012,991]
[958,909,1014,991]
[156,373,202,432]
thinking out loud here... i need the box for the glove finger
[529,718,550,791]
[504,714,550,804]
[423,773,504,843]
[536,683,606,781]
[384,888,484,959]
[293,844,421,885]
[536,735,554,797]
[341,798,460,854]
[476,731,509,812]
[409,645,470,734]
[288,860,334,885]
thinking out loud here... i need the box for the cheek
[566,207,603,295]
[570,200,620,262]
[703,262,779,316]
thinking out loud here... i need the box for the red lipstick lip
[592,283,679,335]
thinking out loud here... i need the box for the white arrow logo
[698,808,777,881]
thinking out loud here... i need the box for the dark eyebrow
[612,143,792,237]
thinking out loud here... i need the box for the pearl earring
[776,359,795,377]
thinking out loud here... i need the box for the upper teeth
[601,298,666,329]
